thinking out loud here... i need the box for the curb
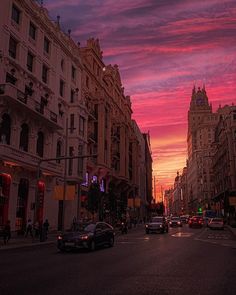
[0,240,56,251]
[226,225,236,239]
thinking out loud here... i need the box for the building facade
[187,86,219,213]
[0,0,152,231]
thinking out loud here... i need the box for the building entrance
[16,178,29,232]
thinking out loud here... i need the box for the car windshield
[151,217,163,222]
[83,223,96,232]
[171,217,180,220]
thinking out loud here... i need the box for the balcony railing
[0,143,63,175]
[0,83,62,129]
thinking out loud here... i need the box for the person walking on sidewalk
[43,219,49,240]
[3,220,11,245]
[25,219,33,238]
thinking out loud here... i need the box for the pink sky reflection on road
[45,0,236,191]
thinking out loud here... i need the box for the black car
[169,217,182,227]
[57,222,115,252]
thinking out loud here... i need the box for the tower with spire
[186,85,219,214]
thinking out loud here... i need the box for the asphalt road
[1,225,236,295]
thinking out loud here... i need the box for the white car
[208,218,224,230]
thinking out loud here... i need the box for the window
[59,80,65,97]
[61,59,64,71]
[44,37,50,54]
[42,65,48,84]
[9,36,17,59]
[19,123,29,152]
[86,76,89,88]
[0,114,11,145]
[27,51,34,72]
[11,4,20,24]
[72,66,76,80]
[70,89,75,103]
[56,141,62,163]
[79,116,85,136]
[36,132,44,157]
[70,114,75,133]
[29,22,36,40]
[6,73,17,85]
[77,145,83,176]
[68,146,74,175]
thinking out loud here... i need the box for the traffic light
[198,207,202,213]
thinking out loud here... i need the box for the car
[208,218,224,230]
[180,215,189,224]
[169,217,182,227]
[188,216,204,228]
[145,216,169,234]
[57,222,115,252]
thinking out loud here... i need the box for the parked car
[145,216,169,234]
[208,218,224,230]
[189,216,204,228]
[57,222,115,252]
[169,216,182,227]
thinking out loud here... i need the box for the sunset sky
[45,0,236,193]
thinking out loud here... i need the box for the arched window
[0,113,11,144]
[36,131,44,157]
[56,141,62,163]
[19,123,29,151]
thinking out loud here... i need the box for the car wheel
[89,240,96,251]
[109,237,114,247]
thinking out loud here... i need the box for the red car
[189,216,204,228]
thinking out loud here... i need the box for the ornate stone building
[212,105,236,220]
[0,0,152,230]
[187,86,219,213]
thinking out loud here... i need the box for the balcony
[0,143,63,176]
[0,83,63,130]
[88,132,97,143]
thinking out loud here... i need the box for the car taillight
[81,235,89,240]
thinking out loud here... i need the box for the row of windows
[12,4,50,54]
[9,35,76,93]
[0,114,44,157]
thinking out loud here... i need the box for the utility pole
[61,118,68,232]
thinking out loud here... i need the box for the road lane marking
[171,232,194,238]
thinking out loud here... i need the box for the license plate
[65,242,75,246]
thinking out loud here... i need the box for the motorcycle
[120,221,128,234]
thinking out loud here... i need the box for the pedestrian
[33,221,40,238]
[25,219,33,237]
[43,219,49,240]
[72,216,77,231]
[3,220,11,245]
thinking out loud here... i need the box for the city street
[0,225,236,295]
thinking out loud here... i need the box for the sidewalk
[0,231,58,251]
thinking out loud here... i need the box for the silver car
[145,216,169,234]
